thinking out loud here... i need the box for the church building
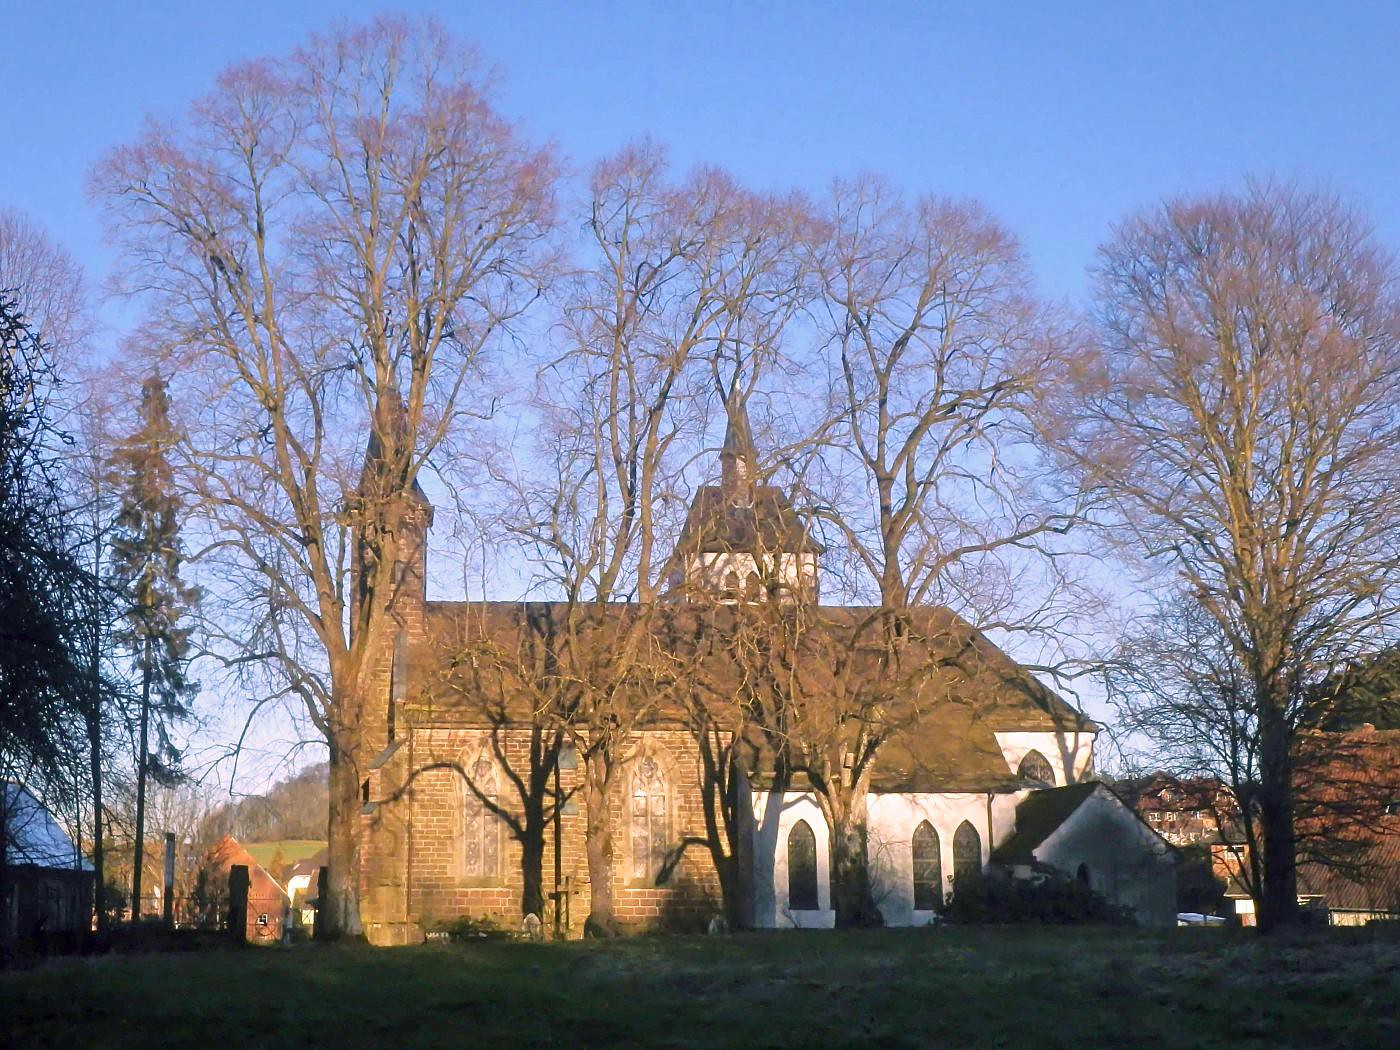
[355,400,1176,944]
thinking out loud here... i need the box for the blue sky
[5,2,1399,784]
[5,1,1400,321]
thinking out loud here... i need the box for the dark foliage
[0,293,89,784]
[1176,845,1228,915]
[944,872,1134,925]
[107,374,199,784]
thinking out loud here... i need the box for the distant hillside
[244,839,326,879]
[199,762,329,844]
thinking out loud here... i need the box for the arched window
[952,820,982,895]
[912,821,942,912]
[743,571,763,602]
[1017,750,1056,788]
[630,756,670,883]
[462,754,501,880]
[1077,863,1091,889]
[787,820,819,910]
[721,569,741,601]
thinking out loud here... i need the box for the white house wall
[866,792,1019,926]
[1034,786,1177,926]
[691,552,818,602]
[747,789,835,928]
[994,731,1096,787]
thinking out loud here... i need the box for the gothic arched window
[787,820,819,910]
[912,821,942,911]
[1077,863,1091,889]
[462,754,501,880]
[721,569,741,602]
[630,756,670,883]
[952,820,982,895]
[744,571,763,602]
[1017,750,1056,788]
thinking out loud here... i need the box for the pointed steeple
[720,385,758,495]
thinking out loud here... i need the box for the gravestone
[228,864,249,942]
[162,833,175,928]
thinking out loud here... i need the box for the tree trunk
[87,703,104,934]
[582,753,617,937]
[1256,706,1299,933]
[696,733,743,928]
[519,829,545,920]
[130,639,151,922]
[87,571,105,935]
[829,790,882,928]
[322,734,365,940]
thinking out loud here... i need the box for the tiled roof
[405,600,1094,795]
[991,782,1102,863]
[674,485,820,555]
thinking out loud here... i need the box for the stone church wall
[365,725,725,938]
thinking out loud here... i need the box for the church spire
[720,385,758,494]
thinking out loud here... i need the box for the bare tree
[0,208,91,360]
[785,177,1082,925]
[504,146,810,934]
[94,17,558,936]
[1064,184,1400,931]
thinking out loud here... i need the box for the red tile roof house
[1,782,94,947]
[1215,727,1400,927]
[1293,726,1400,925]
[195,835,291,942]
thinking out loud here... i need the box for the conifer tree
[107,374,199,919]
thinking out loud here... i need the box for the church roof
[359,396,431,509]
[402,600,1094,795]
[675,485,821,555]
[990,782,1102,863]
[721,388,758,468]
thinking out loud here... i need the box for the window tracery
[952,820,982,896]
[912,821,942,911]
[462,753,501,880]
[787,820,819,910]
[631,755,670,883]
[1017,750,1056,788]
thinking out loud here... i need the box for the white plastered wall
[866,791,1020,926]
[1032,785,1178,926]
[690,552,817,602]
[994,730,1096,787]
[747,789,835,928]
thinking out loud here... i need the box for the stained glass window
[462,754,501,880]
[952,820,982,896]
[631,756,669,883]
[912,821,942,911]
[1017,750,1056,788]
[787,820,819,910]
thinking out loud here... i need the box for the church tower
[351,397,434,753]
[669,389,820,603]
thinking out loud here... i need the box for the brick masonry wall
[355,505,727,938]
[364,724,727,937]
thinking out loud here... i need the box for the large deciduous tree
[508,146,810,934]
[798,178,1082,925]
[95,17,557,936]
[1067,184,1400,932]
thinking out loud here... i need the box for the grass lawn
[3,926,1397,1049]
